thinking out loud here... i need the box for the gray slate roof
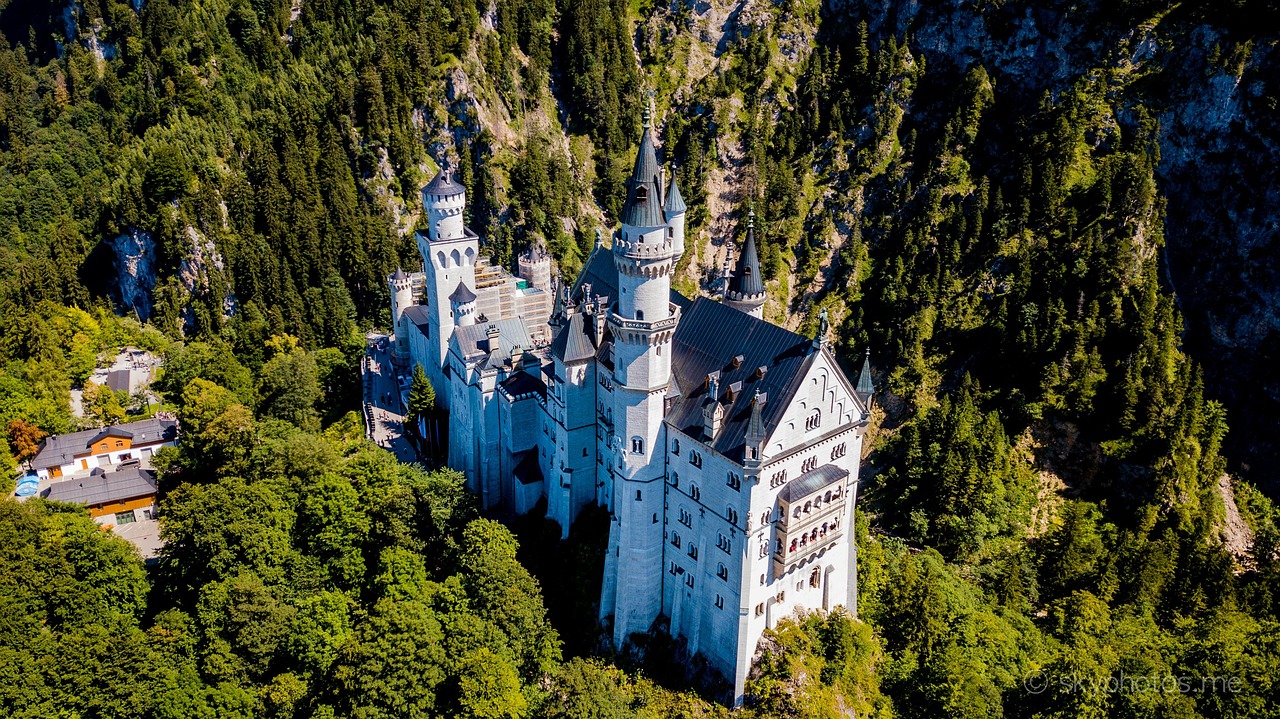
[422,170,464,197]
[449,281,478,304]
[550,312,603,364]
[728,223,765,297]
[390,267,408,282]
[667,298,817,460]
[665,173,687,214]
[403,304,433,332]
[619,125,667,228]
[44,466,157,507]
[451,319,532,364]
[499,371,547,400]
[778,464,848,503]
[33,418,177,470]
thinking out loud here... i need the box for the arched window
[671,472,679,488]
[631,437,644,454]
[672,439,680,455]
[760,510,771,526]
[636,310,644,320]
[805,409,821,431]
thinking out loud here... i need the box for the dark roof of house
[666,173,687,214]
[619,123,666,228]
[856,351,873,397]
[667,298,817,460]
[728,222,764,297]
[422,169,464,197]
[513,450,544,485]
[779,464,848,503]
[449,281,478,304]
[88,425,134,445]
[33,418,178,470]
[43,466,157,507]
[499,371,547,400]
[550,312,603,364]
[390,267,408,282]
[403,304,433,332]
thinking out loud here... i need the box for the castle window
[672,532,682,548]
[636,185,648,202]
[636,310,644,321]
[793,507,801,519]
[831,443,846,460]
[717,563,729,580]
[717,533,731,553]
[671,472,679,488]
[760,574,765,586]
[583,447,589,457]
[631,437,644,454]
[653,513,658,523]
[760,510,771,526]
[672,439,680,455]
[810,568,821,588]
[670,562,678,575]
[802,456,818,473]
[689,451,702,468]
[685,573,695,588]
[636,490,642,501]
[726,508,738,525]
[679,508,692,527]
[726,472,740,490]
[805,409,821,431]
[758,543,768,559]
[755,603,765,617]
[690,484,700,501]
[688,545,698,561]
[776,591,786,603]
[715,594,724,609]
[770,470,787,488]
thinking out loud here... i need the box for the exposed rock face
[837,0,1280,487]
[107,228,156,321]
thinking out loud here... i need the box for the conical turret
[724,209,767,318]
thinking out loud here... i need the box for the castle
[388,112,872,703]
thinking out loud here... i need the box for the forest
[2,0,1280,717]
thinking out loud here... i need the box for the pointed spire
[746,389,766,439]
[728,208,764,297]
[620,97,665,228]
[665,166,687,214]
[856,348,873,398]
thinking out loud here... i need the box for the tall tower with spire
[600,106,681,648]
[419,168,479,397]
[724,209,767,318]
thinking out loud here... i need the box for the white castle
[388,112,872,703]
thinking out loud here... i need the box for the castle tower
[388,268,414,366]
[450,281,478,327]
[517,245,553,291]
[724,210,767,318]
[665,170,687,258]
[419,170,478,386]
[600,107,681,649]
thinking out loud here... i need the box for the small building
[30,417,178,480]
[43,464,159,527]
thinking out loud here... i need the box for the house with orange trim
[29,418,178,481]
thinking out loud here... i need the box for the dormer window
[636,185,648,201]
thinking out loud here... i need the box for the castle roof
[550,311,602,364]
[390,267,408,282]
[499,371,547,400]
[619,120,666,228]
[727,217,764,297]
[423,169,464,197]
[778,464,848,503]
[449,281,478,304]
[403,305,432,333]
[450,319,531,365]
[667,298,818,460]
[665,172,687,214]
[856,350,873,398]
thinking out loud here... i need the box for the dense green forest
[2,0,1280,717]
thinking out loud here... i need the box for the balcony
[772,465,848,575]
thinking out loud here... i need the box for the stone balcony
[772,465,848,576]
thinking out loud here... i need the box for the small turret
[856,348,873,404]
[388,268,414,366]
[450,280,478,327]
[724,209,767,318]
[744,388,768,467]
[702,372,724,440]
[665,168,687,258]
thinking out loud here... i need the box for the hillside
[2,0,1280,717]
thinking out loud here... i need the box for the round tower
[388,268,413,366]
[422,169,466,243]
[601,106,681,650]
[450,281,478,327]
[518,244,553,291]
